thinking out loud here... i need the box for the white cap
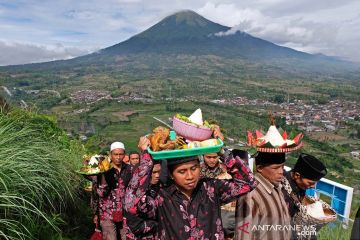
[110,141,125,151]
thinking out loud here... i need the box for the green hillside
[0,104,93,239]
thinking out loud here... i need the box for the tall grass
[317,221,353,240]
[0,109,84,239]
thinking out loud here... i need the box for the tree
[273,94,285,103]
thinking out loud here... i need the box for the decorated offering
[148,138,224,160]
[173,109,213,141]
[200,138,219,147]
[247,116,303,153]
[147,109,224,160]
[302,196,336,222]
[77,154,112,175]
[307,201,327,219]
[148,126,187,151]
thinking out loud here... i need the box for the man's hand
[93,214,98,224]
[138,136,150,153]
[212,125,224,141]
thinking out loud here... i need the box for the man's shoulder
[237,188,263,211]
[121,163,133,172]
[247,180,273,203]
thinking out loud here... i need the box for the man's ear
[256,165,263,173]
[293,172,301,180]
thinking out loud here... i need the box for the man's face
[129,153,140,166]
[111,148,125,166]
[257,163,285,186]
[293,172,317,190]
[171,160,200,196]
[203,153,220,168]
[151,163,161,185]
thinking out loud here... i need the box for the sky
[0,0,359,66]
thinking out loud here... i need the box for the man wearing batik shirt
[200,150,249,240]
[124,161,161,240]
[125,131,257,240]
[94,141,132,240]
[200,152,226,178]
[235,152,291,240]
[282,153,327,239]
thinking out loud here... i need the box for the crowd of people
[86,126,334,240]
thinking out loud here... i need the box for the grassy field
[318,221,354,240]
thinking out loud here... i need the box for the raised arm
[124,211,158,238]
[124,137,158,218]
[93,172,110,198]
[212,150,257,204]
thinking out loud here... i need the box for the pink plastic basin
[172,117,213,141]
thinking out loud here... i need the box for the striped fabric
[235,173,291,240]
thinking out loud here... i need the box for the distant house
[79,135,88,141]
[304,125,321,132]
[314,115,321,120]
[210,99,225,104]
[350,151,360,158]
[325,124,336,131]
[295,120,305,125]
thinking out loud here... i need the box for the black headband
[293,153,327,181]
[255,152,286,166]
[167,155,199,167]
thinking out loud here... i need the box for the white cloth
[110,141,125,151]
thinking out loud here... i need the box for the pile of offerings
[148,109,223,159]
[173,108,213,141]
[293,195,337,231]
[77,154,112,175]
[247,117,303,153]
[306,198,336,221]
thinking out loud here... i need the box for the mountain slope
[0,10,358,76]
[99,10,312,60]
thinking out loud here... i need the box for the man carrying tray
[235,152,292,240]
[94,141,133,240]
[282,153,329,239]
[200,149,250,240]
[124,126,257,239]
[235,122,303,240]
[123,160,162,239]
[283,153,327,218]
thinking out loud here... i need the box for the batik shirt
[95,164,132,221]
[200,162,226,179]
[125,151,256,240]
[282,170,306,217]
[200,162,236,212]
[123,184,160,240]
[123,215,157,240]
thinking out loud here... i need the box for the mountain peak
[101,10,314,60]
[166,10,209,27]
[129,10,228,42]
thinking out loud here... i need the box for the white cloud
[198,3,265,27]
[198,1,360,61]
[0,40,94,66]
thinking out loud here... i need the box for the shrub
[0,109,84,239]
